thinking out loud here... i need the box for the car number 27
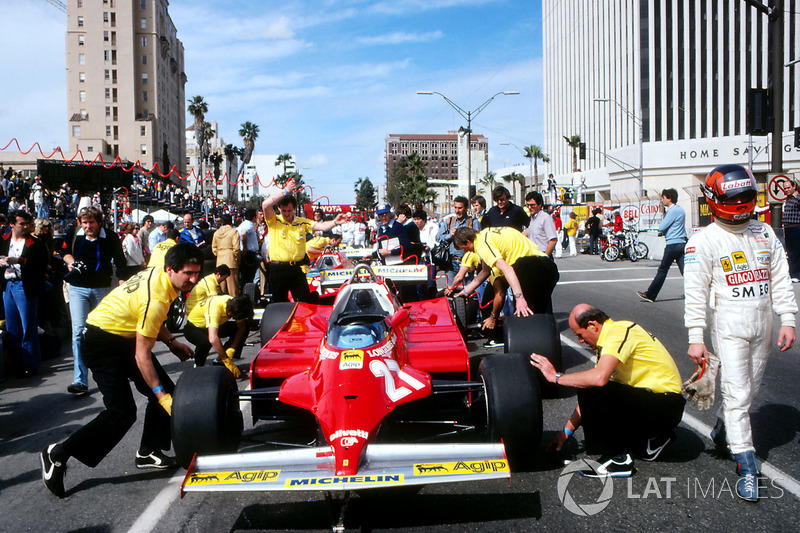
[369,359,425,402]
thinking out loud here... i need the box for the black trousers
[513,255,559,315]
[61,326,173,467]
[578,380,685,457]
[183,321,244,367]
[268,263,313,303]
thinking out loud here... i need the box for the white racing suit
[684,220,797,455]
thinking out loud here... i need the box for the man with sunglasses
[524,191,558,259]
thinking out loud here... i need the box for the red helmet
[701,164,758,224]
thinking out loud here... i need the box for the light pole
[417,90,519,197]
[594,98,644,197]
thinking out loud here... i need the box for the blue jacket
[659,204,687,245]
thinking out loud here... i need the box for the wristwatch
[513,292,523,298]
[555,372,563,385]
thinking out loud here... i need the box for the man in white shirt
[237,208,260,288]
[524,191,558,258]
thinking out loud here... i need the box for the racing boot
[732,451,760,502]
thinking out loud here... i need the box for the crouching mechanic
[531,304,685,478]
[685,164,797,502]
[185,264,230,317]
[40,243,204,498]
[182,294,253,378]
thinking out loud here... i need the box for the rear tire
[603,245,619,262]
[478,353,543,471]
[243,282,259,306]
[172,367,243,469]
[634,242,649,260]
[259,302,296,346]
[504,314,562,398]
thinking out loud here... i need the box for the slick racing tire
[504,314,562,398]
[259,302,296,346]
[451,296,479,341]
[243,282,259,306]
[172,366,243,469]
[478,353,543,471]
[603,244,620,262]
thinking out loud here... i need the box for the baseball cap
[376,203,391,215]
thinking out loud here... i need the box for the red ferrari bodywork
[252,282,468,477]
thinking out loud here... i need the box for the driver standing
[684,164,797,502]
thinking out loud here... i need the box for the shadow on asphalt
[65,468,176,497]
[233,491,542,531]
[752,403,800,460]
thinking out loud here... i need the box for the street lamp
[594,98,644,197]
[417,90,519,197]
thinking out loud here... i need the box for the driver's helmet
[701,164,758,225]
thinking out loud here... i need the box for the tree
[223,144,241,200]
[187,96,208,192]
[275,153,294,179]
[523,145,550,191]
[209,152,223,184]
[354,177,376,213]
[385,152,435,207]
[201,121,215,164]
[478,172,498,195]
[563,134,582,173]
[161,142,171,176]
[501,172,526,203]
[237,121,259,176]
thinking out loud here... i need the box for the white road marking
[558,267,658,273]
[558,277,681,285]
[559,333,800,500]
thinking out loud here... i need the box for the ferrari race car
[172,264,559,500]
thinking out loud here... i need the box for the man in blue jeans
[61,206,126,394]
[637,188,687,302]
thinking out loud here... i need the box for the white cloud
[357,31,443,46]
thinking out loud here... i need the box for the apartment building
[66,0,187,178]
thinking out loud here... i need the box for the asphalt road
[2,253,800,532]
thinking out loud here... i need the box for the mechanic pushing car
[261,178,345,303]
[182,294,253,377]
[531,304,685,478]
[452,226,558,316]
[40,243,203,498]
[684,164,797,502]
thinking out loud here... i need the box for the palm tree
[209,152,223,184]
[237,121,259,177]
[187,96,208,193]
[405,152,426,177]
[478,172,498,195]
[501,172,525,203]
[275,153,294,181]
[201,121,215,164]
[563,134,582,173]
[523,145,550,192]
[223,144,241,200]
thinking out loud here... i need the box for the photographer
[61,206,126,395]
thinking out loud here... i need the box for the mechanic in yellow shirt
[147,228,179,270]
[530,304,684,478]
[185,265,230,316]
[262,178,345,302]
[453,226,559,316]
[182,294,253,378]
[40,243,204,498]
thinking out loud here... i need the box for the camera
[64,261,87,284]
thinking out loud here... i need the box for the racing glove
[681,352,719,410]
[221,349,242,379]
[158,393,173,415]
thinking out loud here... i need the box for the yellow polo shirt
[87,268,178,338]
[595,319,682,394]
[266,215,314,262]
[147,238,177,270]
[186,273,220,315]
[473,227,543,269]
[461,251,501,282]
[306,236,331,261]
[188,294,242,329]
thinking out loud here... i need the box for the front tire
[603,245,620,262]
[634,242,649,260]
[478,353,543,471]
[504,314,562,398]
[172,367,243,469]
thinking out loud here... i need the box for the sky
[0,0,544,204]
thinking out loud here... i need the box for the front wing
[181,443,509,494]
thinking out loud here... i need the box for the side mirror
[390,308,409,328]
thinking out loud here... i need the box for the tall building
[185,121,238,200]
[66,0,187,178]
[543,0,799,223]
[385,131,488,207]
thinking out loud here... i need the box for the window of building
[77,16,84,27]
[78,35,84,46]
[103,12,109,23]
[141,36,147,47]
[78,0,83,7]
[78,53,85,65]
[80,109,87,119]
[142,91,148,102]
[87,146,93,153]
[79,90,86,102]
[104,88,110,100]
[79,72,85,83]
[105,106,111,117]
[142,54,147,65]
[72,125,81,137]
[141,125,147,136]
[104,32,109,43]
[106,126,111,136]
[104,69,110,80]
[141,18,147,29]
[142,109,149,118]
[142,73,148,83]
[140,144,147,155]
[140,0,146,8]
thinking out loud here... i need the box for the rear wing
[182,443,508,495]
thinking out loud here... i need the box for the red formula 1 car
[172,264,555,506]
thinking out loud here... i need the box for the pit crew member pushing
[684,164,797,502]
